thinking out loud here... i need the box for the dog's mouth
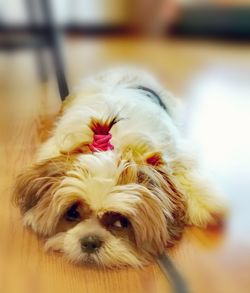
[80,251,104,267]
[84,254,97,264]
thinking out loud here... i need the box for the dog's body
[13,68,224,268]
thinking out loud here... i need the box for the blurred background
[0,1,250,293]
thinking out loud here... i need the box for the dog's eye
[101,212,129,229]
[112,217,129,229]
[65,203,81,221]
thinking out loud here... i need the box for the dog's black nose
[80,235,102,253]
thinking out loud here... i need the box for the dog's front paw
[187,192,228,228]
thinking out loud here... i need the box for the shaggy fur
[13,67,225,268]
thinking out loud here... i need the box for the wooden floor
[0,37,250,293]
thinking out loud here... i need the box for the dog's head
[13,150,186,268]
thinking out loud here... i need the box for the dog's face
[13,151,186,268]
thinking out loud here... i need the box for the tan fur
[13,156,78,235]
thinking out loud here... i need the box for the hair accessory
[89,133,114,152]
[89,116,119,152]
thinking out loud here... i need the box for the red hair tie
[89,133,114,152]
[88,117,118,152]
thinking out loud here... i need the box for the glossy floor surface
[0,37,249,293]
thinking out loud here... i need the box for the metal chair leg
[26,0,48,83]
[39,0,69,100]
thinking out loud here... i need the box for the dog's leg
[172,162,227,228]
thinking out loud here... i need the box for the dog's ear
[118,148,187,247]
[154,166,187,246]
[138,160,187,246]
[12,156,72,214]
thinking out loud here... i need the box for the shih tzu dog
[13,67,225,268]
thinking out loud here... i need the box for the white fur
[37,67,181,162]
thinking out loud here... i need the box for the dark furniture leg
[39,0,69,100]
[26,0,48,82]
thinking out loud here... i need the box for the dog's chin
[68,251,102,267]
[45,233,150,268]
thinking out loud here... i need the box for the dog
[13,67,225,268]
